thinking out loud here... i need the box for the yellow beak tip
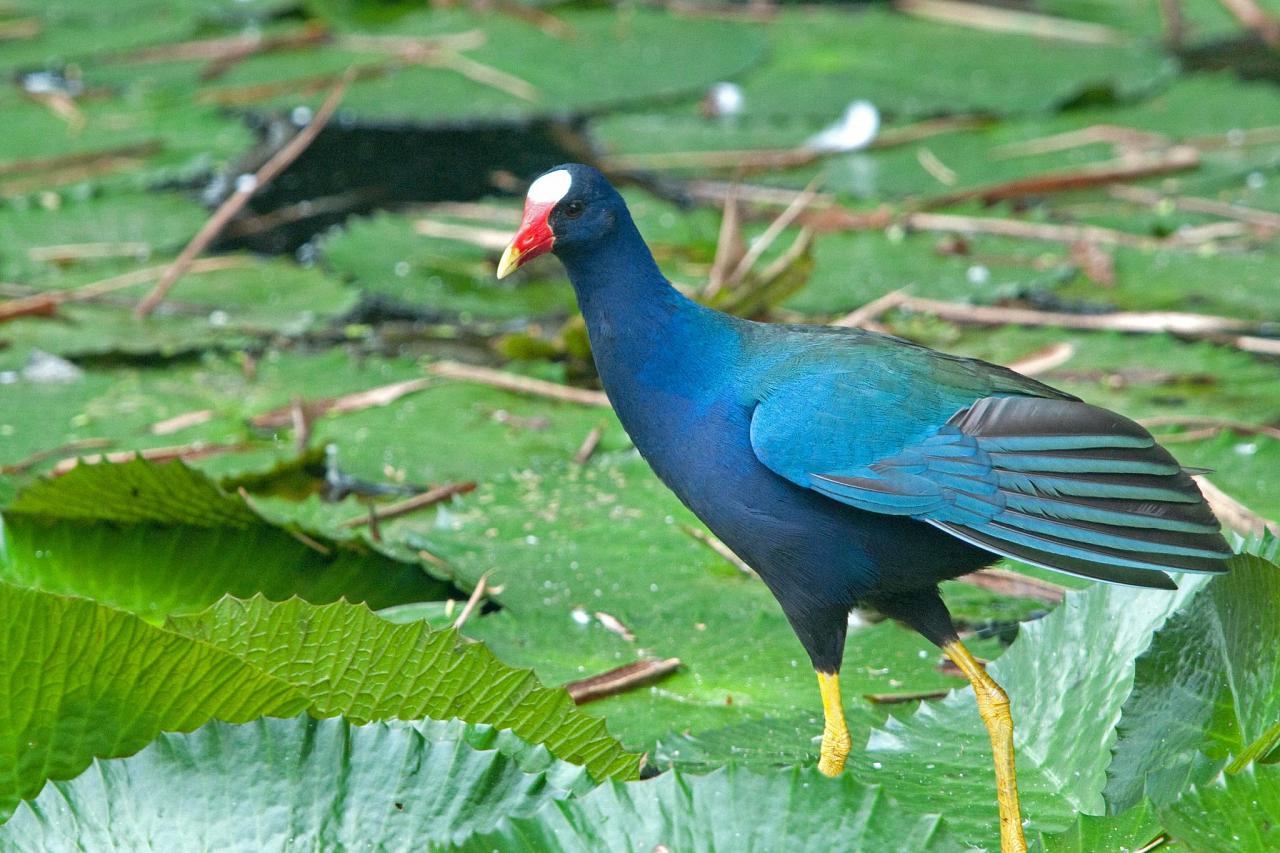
[496,245,521,280]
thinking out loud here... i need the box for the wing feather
[754,394,1230,588]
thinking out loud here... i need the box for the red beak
[496,198,555,279]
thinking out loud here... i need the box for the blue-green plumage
[518,164,1230,672]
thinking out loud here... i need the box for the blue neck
[558,218,738,402]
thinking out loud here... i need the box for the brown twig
[846,293,1258,337]
[916,147,957,186]
[1188,125,1280,151]
[1109,185,1280,232]
[833,289,911,329]
[1003,342,1076,377]
[897,211,1156,250]
[990,125,1170,160]
[954,568,1066,604]
[51,443,247,475]
[894,0,1125,44]
[339,481,477,528]
[135,69,354,317]
[601,116,988,173]
[251,378,433,429]
[705,189,744,297]
[573,425,605,465]
[1194,476,1279,539]
[290,398,312,454]
[200,25,332,81]
[920,146,1200,209]
[726,176,823,288]
[594,611,636,642]
[0,438,112,475]
[1217,0,1280,46]
[1159,0,1185,47]
[452,571,491,630]
[0,16,38,40]
[23,92,84,131]
[151,409,215,436]
[0,257,250,323]
[564,658,681,704]
[27,242,151,263]
[1140,415,1280,442]
[199,64,383,107]
[428,360,611,407]
[414,218,512,250]
[0,141,162,178]
[865,689,950,704]
[0,152,155,195]
[681,523,756,576]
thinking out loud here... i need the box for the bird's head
[496,164,622,279]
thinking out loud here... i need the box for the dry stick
[200,64,384,107]
[920,146,1200,209]
[916,146,957,186]
[1109,184,1280,231]
[200,25,332,81]
[428,360,611,407]
[681,523,756,577]
[0,257,249,323]
[865,689,950,705]
[0,154,151,196]
[832,289,911,329]
[52,443,247,475]
[339,481,477,529]
[25,92,84,132]
[1194,476,1280,539]
[893,0,1125,44]
[135,70,353,317]
[594,611,637,643]
[414,218,512,250]
[1188,125,1280,151]
[1140,415,1280,442]
[573,425,605,465]
[897,210,1151,249]
[1159,0,1186,46]
[726,176,823,288]
[954,568,1066,605]
[1218,0,1280,46]
[429,51,537,102]
[1235,335,1280,356]
[1003,342,1076,377]
[601,116,989,173]
[704,188,744,297]
[990,125,1170,160]
[1152,426,1223,444]
[0,140,162,178]
[0,438,112,475]
[27,242,151,263]
[251,378,433,428]
[843,293,1258,337]
[225,189,386,239]
[564,658,682,705]
[452,571,491,630]
[151,409,215,436]
[0,16,38,40]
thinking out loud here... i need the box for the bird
[495,164,1231,852]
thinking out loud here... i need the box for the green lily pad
[2,715,594,850]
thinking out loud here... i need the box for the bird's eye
[563,200,585,219]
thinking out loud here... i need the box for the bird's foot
[816,671,852,777]
[818,724,852,777]
[943,640,1027,853]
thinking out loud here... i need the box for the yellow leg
[816,671,852,777]
[943,639,1027,853]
